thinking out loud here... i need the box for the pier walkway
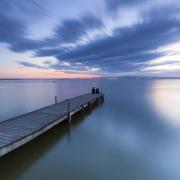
[0,93,104,157]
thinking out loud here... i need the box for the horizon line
[0,76,180,80]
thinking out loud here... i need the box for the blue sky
[0,0,180,78]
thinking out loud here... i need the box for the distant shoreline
[0,76,180,81]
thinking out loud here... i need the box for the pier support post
[88,102,92,111]
[82,105,85,114]
[101,94,104,102]
[100,91,104,103]
[96,97,100,105]
[0,93,105,158]
[55,96,57,104]
[67,102,71,122]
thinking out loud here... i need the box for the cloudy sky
[1,0,180,78]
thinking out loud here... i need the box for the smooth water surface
[0,78,180,180]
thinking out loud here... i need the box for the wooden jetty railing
[0,93,104,157]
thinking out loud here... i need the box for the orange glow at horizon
[0,68,98,79]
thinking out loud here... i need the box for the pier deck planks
[0,93,102,157]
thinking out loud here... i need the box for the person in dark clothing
[92,87,95,94]
[96,88,100,94]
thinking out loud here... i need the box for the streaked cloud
[0,0,180,77]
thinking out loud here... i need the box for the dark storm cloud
[19,62,47,69]
[0,0,45,52]
[37,7,180,72]
[0,15,25,43]
[0,4,103,53]
[54,14,103,43]
[1,0,180,75]
[0,15,47,53]
[9,38,44,52]
[19,60,91,73]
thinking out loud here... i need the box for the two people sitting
[92,87,100,94]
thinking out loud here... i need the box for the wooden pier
[0,93,104,157]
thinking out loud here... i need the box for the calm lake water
[0,78,180,180]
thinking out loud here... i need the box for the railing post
[101,93,104,102]
[55,96,57,104]
[67,102,71,122]
[88,102,92,111]
[82,105,85,114]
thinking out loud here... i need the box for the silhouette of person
[92,87,95,94]
[96,88,100,94]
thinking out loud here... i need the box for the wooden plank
[0,93,104,157]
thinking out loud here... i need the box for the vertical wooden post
[55,96,57,104]
[82,105,85,114]
[88,102,92,110]
[95,98,97,105]
[101,93,104,102]
[97,97,100,105]
[67,102,71,122]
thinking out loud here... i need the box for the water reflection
[0,109,91,180]
[0,79,180,180]
[0,79,99,122]
[149,80,180,127]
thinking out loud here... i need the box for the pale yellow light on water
[149,80,180,127]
